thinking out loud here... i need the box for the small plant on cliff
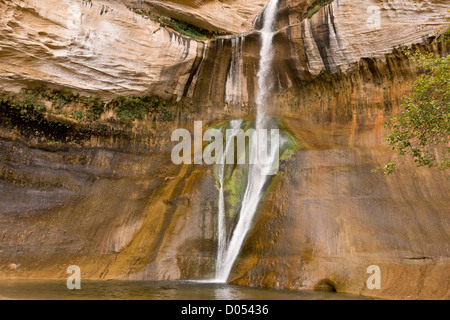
[130,8,221,40]
[1,86,177,126]
[28,87,105,121]
[83,96,105,120]
[0,90,45,122]
[108,95,176,124]
[307,0,333,19]
[381,27,450,174]
[30,87,80,110]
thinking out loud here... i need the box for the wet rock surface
[0,0,449,299]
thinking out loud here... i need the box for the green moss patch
[211,118,300,223]
[0,86,181,145]
[0,87,178,125]
[130,8,226,40]
[307,0,334,19]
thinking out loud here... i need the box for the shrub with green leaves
[384,29,449,174]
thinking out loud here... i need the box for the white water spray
[216,120,243,278]
[256,0,279,128]
[214,0,280,283]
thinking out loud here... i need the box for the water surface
[0,280,373,300]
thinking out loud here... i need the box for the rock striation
[0,0,449,299]
[123,0,271,34]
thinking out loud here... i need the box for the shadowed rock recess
[0,0,449,299]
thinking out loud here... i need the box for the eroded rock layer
[0,0,449,299]
[123,0,271,34]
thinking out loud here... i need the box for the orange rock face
[0,0,449,299]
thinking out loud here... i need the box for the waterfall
[216,120,243,278]
[214,0,280,283]
[255,0,279,127]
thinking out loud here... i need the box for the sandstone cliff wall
[0,0,449,299]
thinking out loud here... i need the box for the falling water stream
[213,0,280,283]
[216,120,244,279]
